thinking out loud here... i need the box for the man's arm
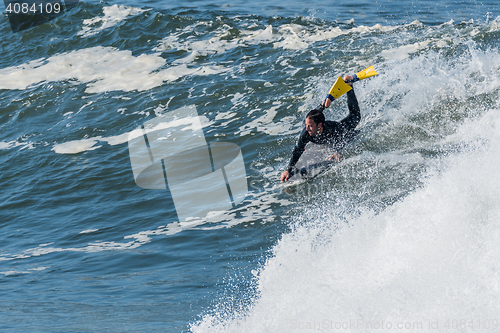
[339,88,361,133]
[281,129,308,182]
[287,129,309,172]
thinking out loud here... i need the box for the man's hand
[280,170,290,182]
[322,98,332,108]
[329,152,342,162]
[344,75,354,86]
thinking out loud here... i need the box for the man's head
[305,109,325,136]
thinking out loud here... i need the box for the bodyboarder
[280,75,361,182]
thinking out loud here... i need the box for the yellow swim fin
[347,66,379,83]
[325,66,379,102]
[326,76,352,101]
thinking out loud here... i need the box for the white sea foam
[52,137,103,154]
[155,21,398,63]
[1,21,394,97]
[0,140,35,150]
[78,4,148,37]
[235,102,298,137]
[0,238,148,262]
[51,113,213,154]
[381,41,431,61]
[1,266,48,276]
[486,16,500,33]
[0,141,13,150]
[0,46,229,94]
[191,104,500,332]
[79,229,99,234]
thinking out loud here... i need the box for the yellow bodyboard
[327,76,352,100]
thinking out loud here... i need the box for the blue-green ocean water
[2,1,500,332]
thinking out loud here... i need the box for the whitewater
[192,22,500,333]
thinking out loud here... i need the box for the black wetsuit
[286,89,361,174]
